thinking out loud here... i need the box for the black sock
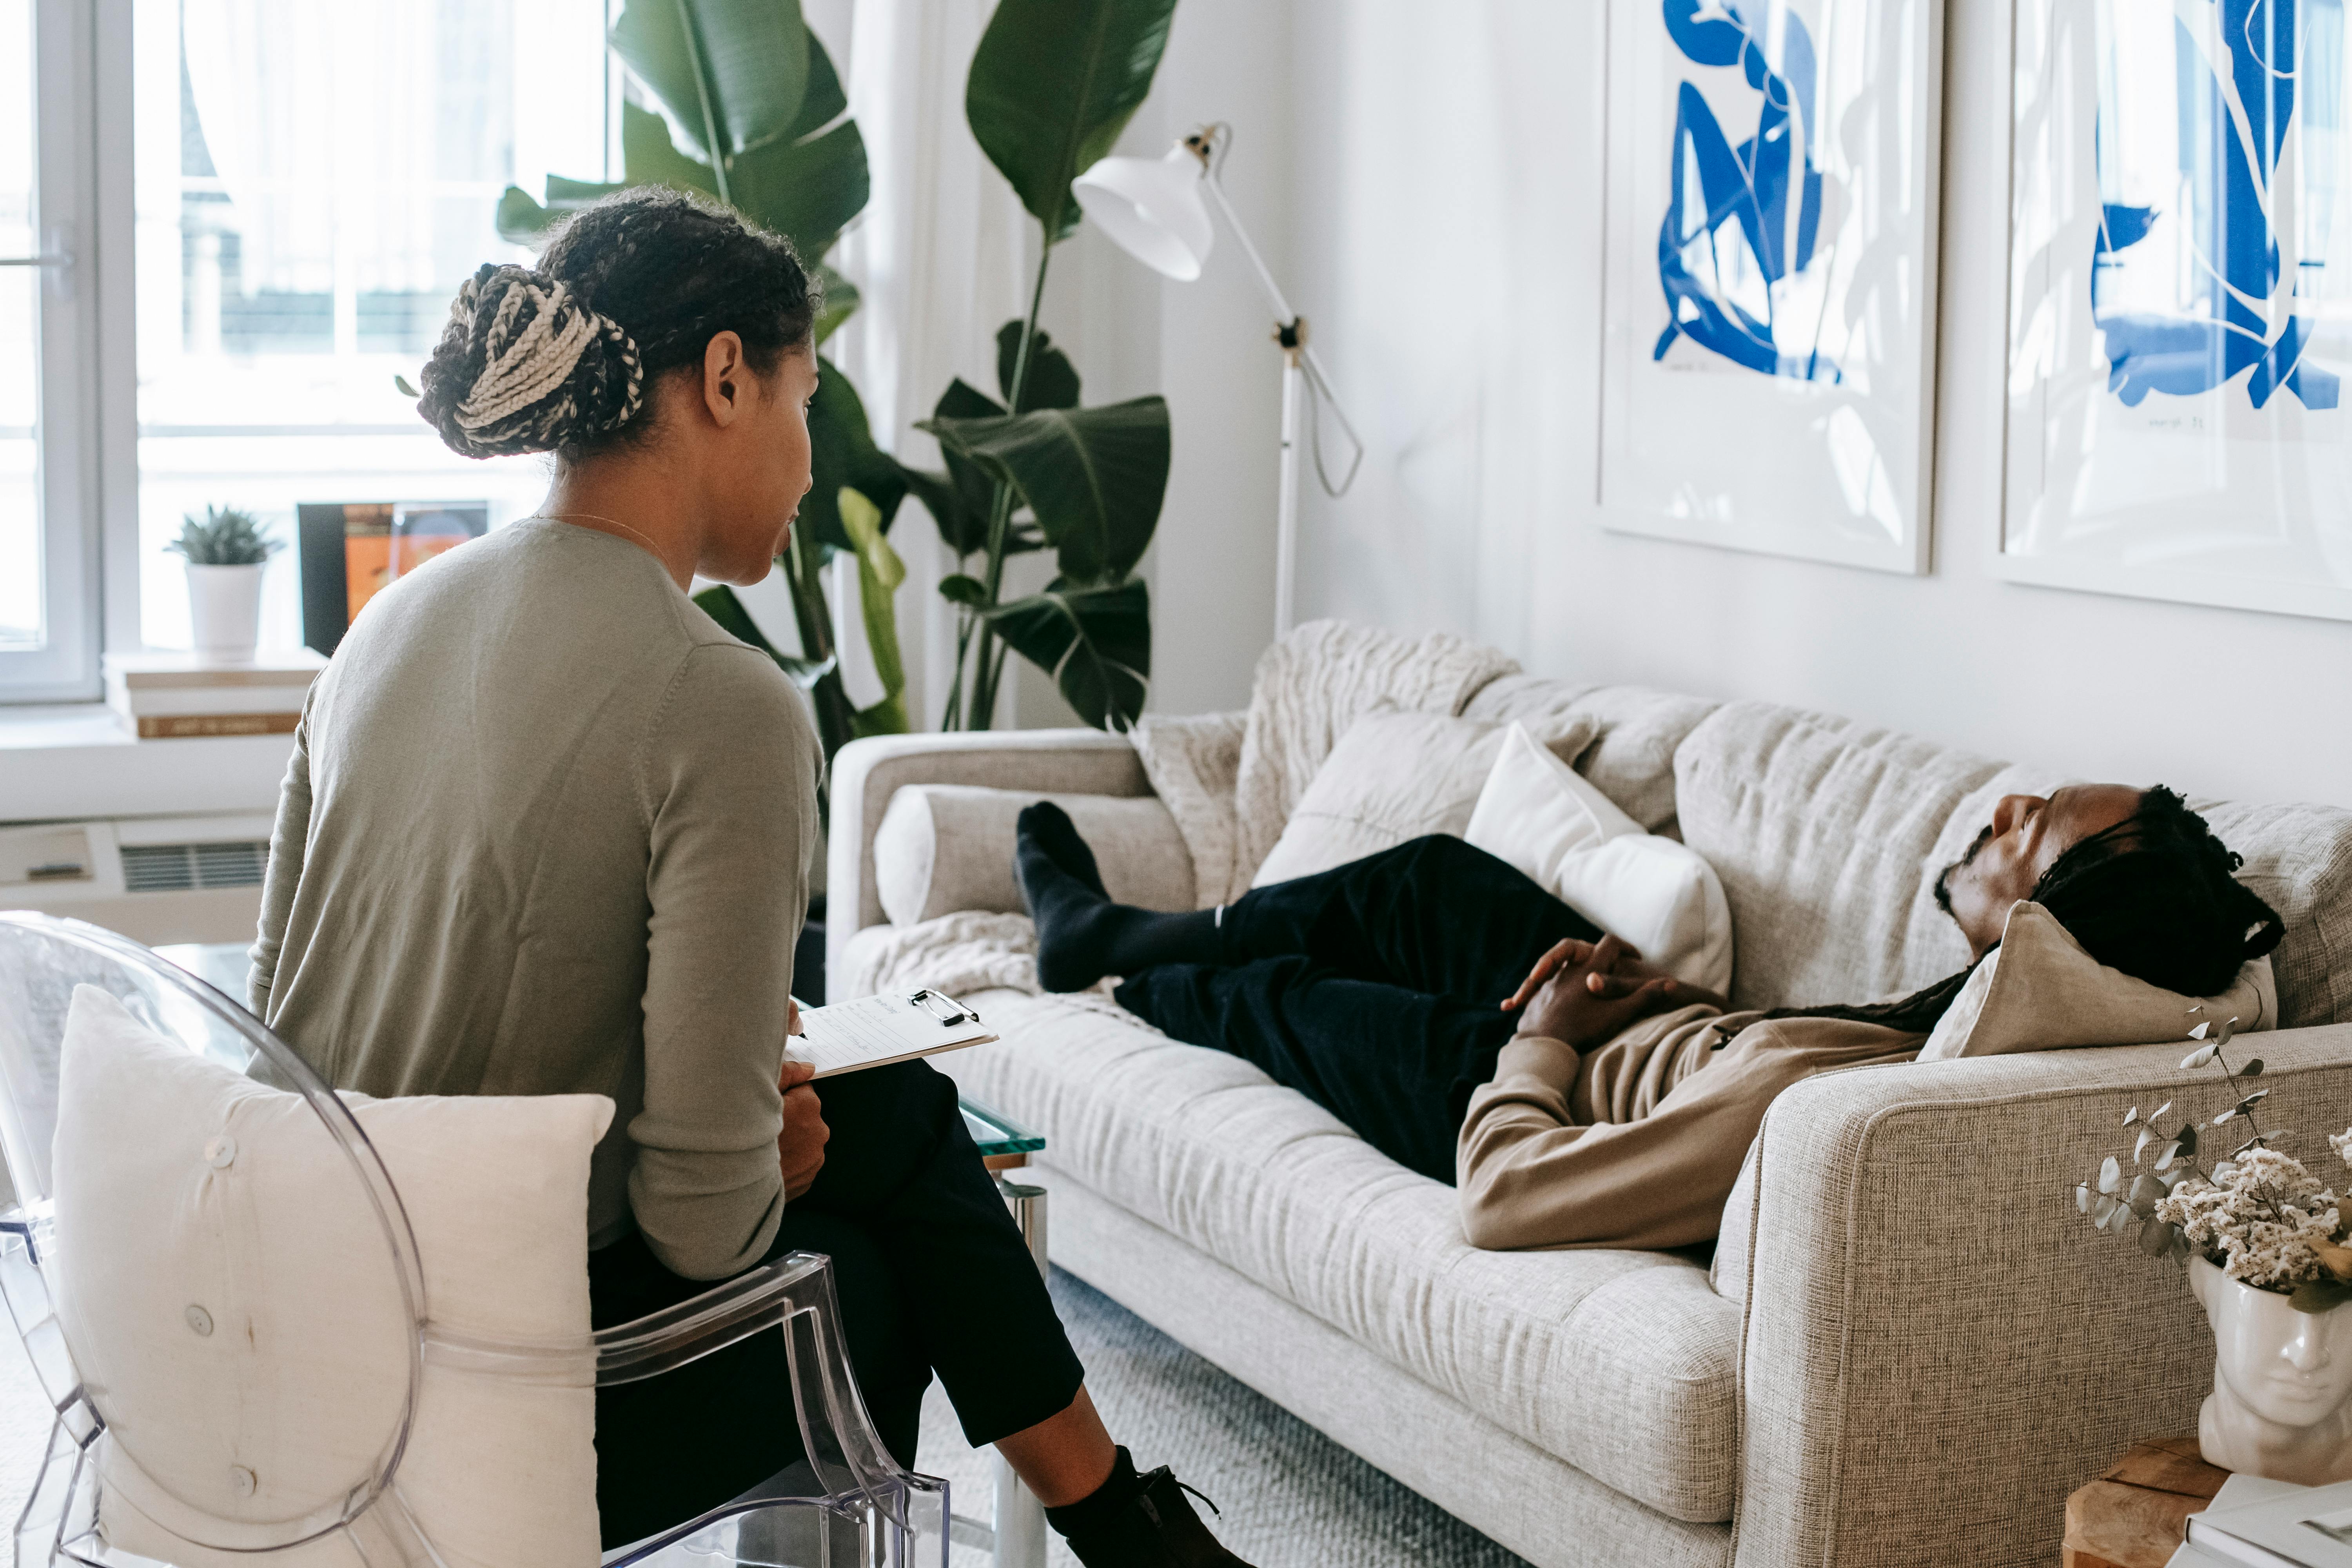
[1043,1446,1143,1541]
[1016,804,1222,991]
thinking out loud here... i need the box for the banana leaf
[838,487,911,739]
[610,0,809,164]
[996,320,1081,411]
[919,395,1169,585]
[619,98,867,260]
[804,355,907,552]
[974,576,1151,730]
[901,378,1013,557]
[966,0,1179,244]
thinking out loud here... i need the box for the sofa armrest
[826,730,1149,998]
[1730,1021,2352,1568]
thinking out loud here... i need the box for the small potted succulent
[2075,1015,2352,1483]
[167,505,281,659]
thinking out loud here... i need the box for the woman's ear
[701,331,748,428]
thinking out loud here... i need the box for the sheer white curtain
[821,0,1032,730]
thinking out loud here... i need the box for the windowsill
[0,703,294,824]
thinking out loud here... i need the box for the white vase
[185,563,265,659]
[2190,1252,2352,1482]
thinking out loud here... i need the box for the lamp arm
[1200,171,1300,328]
[1200,170,1365,496]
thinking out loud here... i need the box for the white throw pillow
[1463,723,1734,995]
[51,985,612,1568]
[1249,709,1509,887]
[1919,900,2278,1060]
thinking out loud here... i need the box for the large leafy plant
[496,0,908,764]
[903,0,1178,731]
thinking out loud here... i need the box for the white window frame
[0,0,102,702]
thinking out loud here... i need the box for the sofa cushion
[1675,700,2352,1025]
[1251,710,1520,887]
[941,991,1743,1524]
[1463,678,1722,834]
[874,785,1194,926]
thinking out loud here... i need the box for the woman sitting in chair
[249,186,1247,1568]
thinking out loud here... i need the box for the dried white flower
[2330,1127,2352,1171]
[2156,1147,2345,1291]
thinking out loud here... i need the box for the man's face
[1935,783,2148,957]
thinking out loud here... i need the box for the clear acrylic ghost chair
[0,912,947,1568]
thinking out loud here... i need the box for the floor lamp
[1074,125,1362,639]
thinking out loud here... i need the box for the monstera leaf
[804,355,906,552]
[610,0,809,164]
[971,577,1150,730]
[966,0,1178,244]
[918,396,1169,585]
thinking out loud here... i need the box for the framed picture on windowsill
[2000,0,2352,622]
[1597,0,1945,575]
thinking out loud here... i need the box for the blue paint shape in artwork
[1653,0,1839,382]
[2093,0,2341,410]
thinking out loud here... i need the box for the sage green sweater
[250,519,819,1280]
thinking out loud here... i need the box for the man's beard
[1934,822,1996,915]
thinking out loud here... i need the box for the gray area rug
[918,1269,1530,1568]
[0,1270,1528,1566]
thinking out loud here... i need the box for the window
[0,0,99,701]
[1,0,612,701]
[128,0,611,652]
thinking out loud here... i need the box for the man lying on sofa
[1013,784,2284,1250]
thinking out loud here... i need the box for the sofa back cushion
[1675,700,2352,1025]
[1463,677,1721,835]
[875,786,1195,926]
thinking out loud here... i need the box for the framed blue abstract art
[1599,0,1944,573]
[2003,0,2352,620]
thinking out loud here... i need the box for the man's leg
[1217,834,1603,1002]
[1114,956,1517,1183]
[1020,800,1598,1003]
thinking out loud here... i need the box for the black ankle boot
[1060,1467,1255,1567]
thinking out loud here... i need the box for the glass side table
[164,944,1051,1568]
[956,1096,1051,1568]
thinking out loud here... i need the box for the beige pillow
[1918,900,2279,1061]
[1250,710,1507,887]
[874,785,1196,926]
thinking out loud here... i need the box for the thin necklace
[534,510,668,558]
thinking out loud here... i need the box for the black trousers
[1114,835,1602,1183]
[588,1060,1085,1549]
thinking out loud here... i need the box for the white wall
[1122,0,2352,809]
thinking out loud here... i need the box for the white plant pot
[2190,1252,2352,1483]
[185,563,265,659]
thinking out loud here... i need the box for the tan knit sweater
[1456,1004,1922,1251]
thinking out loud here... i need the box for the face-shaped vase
[2192,1254,2352,1484]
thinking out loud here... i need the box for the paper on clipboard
[788,989,996,1078]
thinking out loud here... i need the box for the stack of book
[102,650,326,739]
[2183,1475,2352,1566]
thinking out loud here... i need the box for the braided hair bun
[417,265,641,458]
[416,185,817,461]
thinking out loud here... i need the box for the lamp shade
[1072,146,1214,281]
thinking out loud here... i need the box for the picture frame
[1999,0,2352,622]
[1598,0,1945,575]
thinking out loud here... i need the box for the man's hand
[1509,934,1686,1051]
[1502,935,1728,1016]
[779,1058,828,1201]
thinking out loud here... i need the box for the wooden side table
[2063,1436,2230,1568]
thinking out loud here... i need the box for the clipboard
[788,988,998,1079]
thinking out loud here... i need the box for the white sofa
[826,667,2352,1568]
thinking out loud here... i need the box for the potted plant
[2076,1016,2352,1482]
[168,505,281,659]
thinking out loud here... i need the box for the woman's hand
[779,1058,828,1200]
